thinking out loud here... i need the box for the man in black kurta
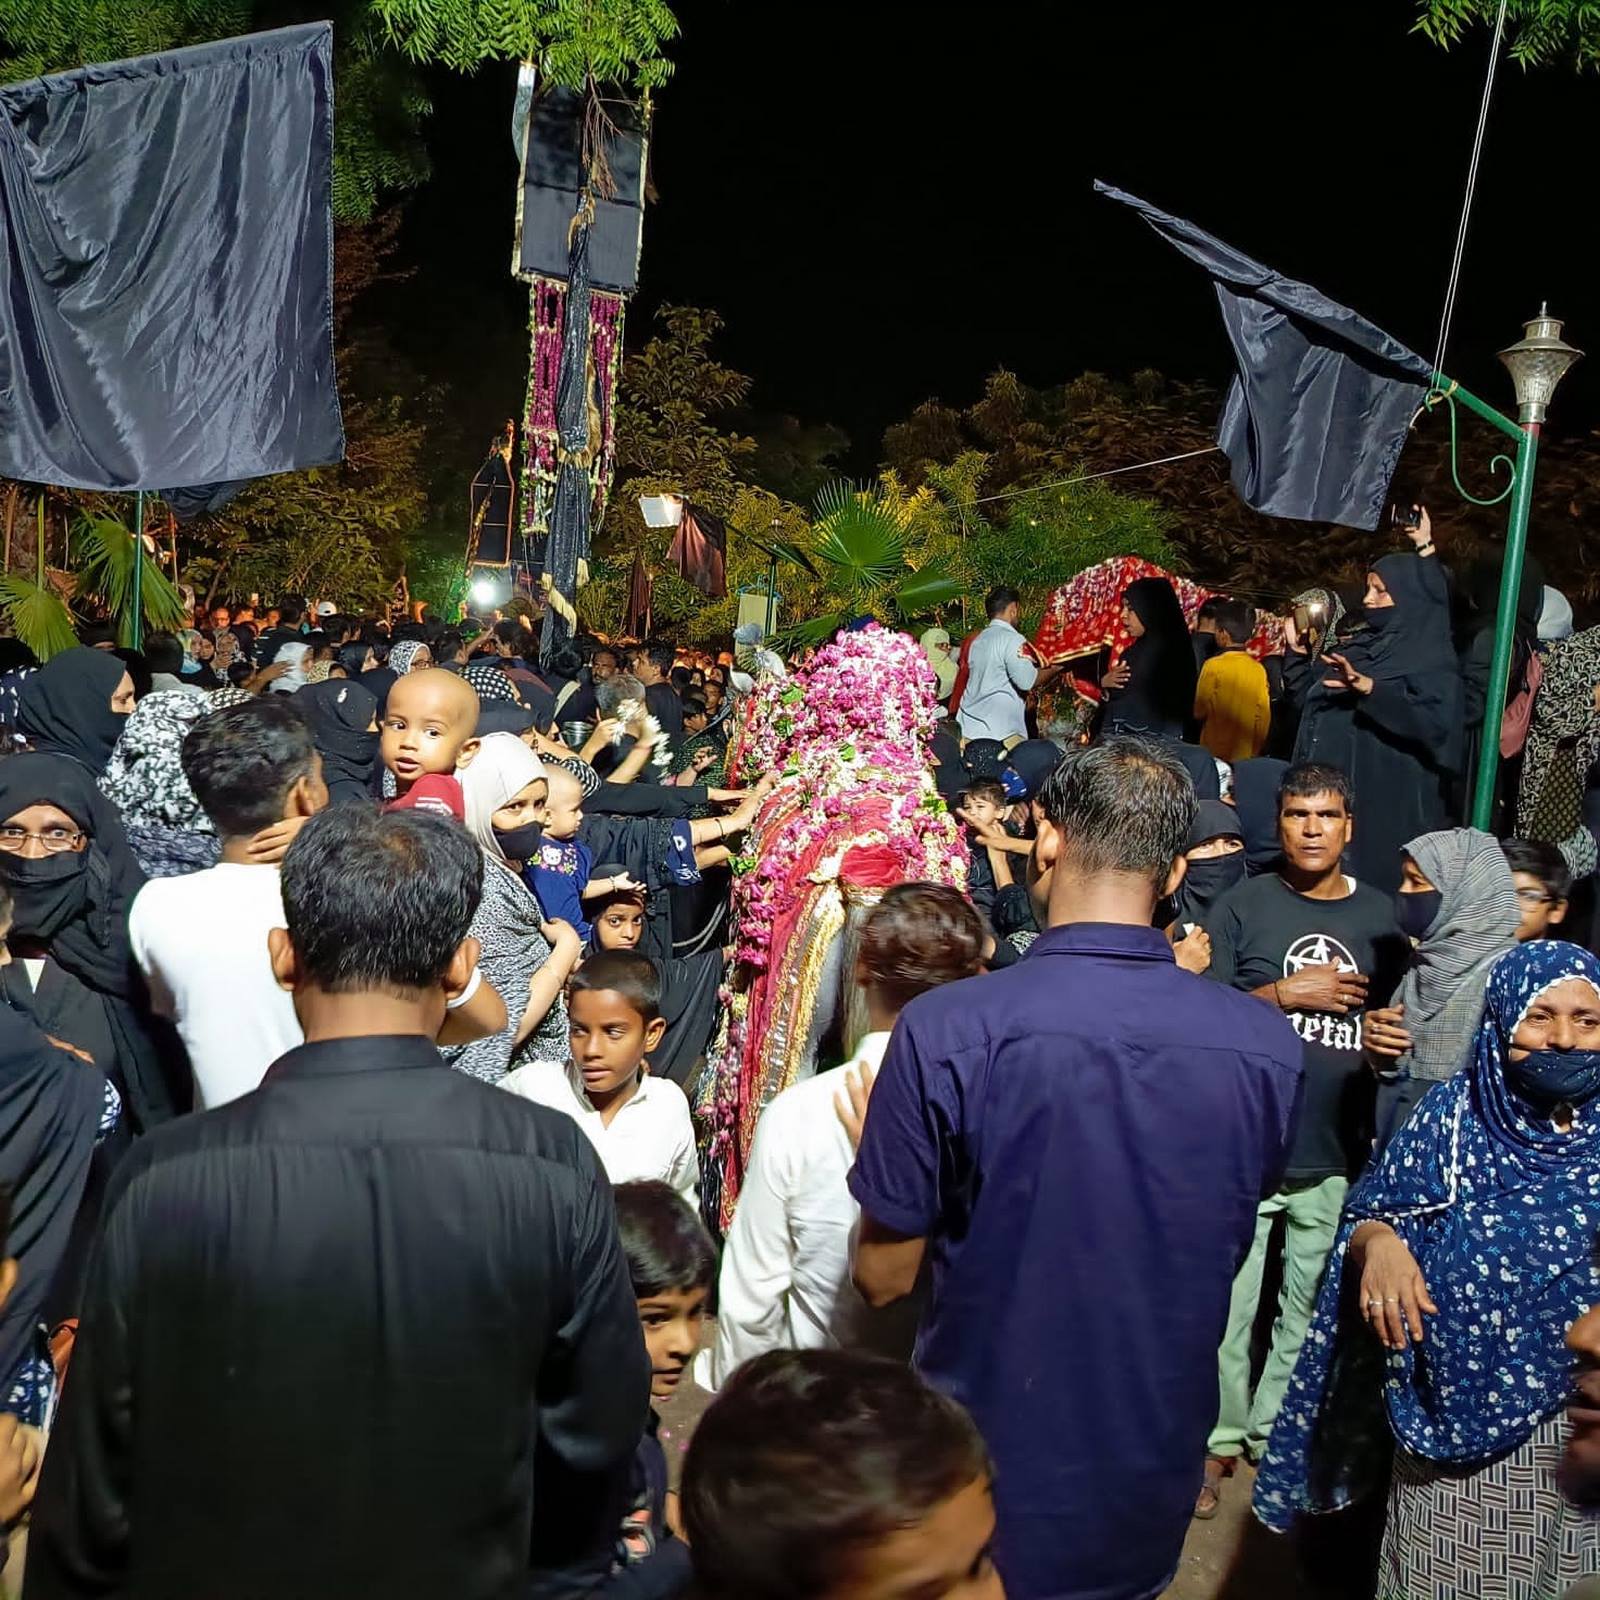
[26,805,649,1599]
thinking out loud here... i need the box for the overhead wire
[1429,0,1510,382]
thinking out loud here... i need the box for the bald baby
[382,669,480,795]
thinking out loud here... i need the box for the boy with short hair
[500,952,699,1205]
[1503,837,1572,942]
[1194,597,1270,762]
[604,1182,715,1597]
[957,776,1012,916]
[682,1349,1001,1600]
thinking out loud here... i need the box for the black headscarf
[0,752,146,999]
[16,648,130,774]
[1229,757,1289,875]
[1008,739,1063,802]
[1171,799,1247,925]
[1110,578,1199,736]
[1338,553,1458,682]
[929,729,965,802]
[295,679,380,807]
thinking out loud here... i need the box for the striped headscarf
[1394,827,1521,1081]
[1518,626,1600,845]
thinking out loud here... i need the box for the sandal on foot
[1193,1456,1233,1520]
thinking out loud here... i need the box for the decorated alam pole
[1427,308,1582,830]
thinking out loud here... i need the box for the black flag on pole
[1096,182,1433,531]
[0,25,342,496]
[668,504,728,599]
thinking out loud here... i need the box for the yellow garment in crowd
[1194,649,1270,762]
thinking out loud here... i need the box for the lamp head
[638,493,684,529]
[1499,305,1583,424]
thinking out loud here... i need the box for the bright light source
[471,578,498,608]
[638,493,684,529]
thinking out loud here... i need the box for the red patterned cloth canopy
[1032,558,1284,700]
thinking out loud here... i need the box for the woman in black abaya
[0,755,186,1130]
[1101,577,1200,741]
[295,679,380,807]
[1287,550,1463,893]
[14,648,134,776]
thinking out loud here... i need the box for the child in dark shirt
[605,1182,716,1598]
[957,777,1012,915]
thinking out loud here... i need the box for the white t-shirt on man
[128,862,303,1109]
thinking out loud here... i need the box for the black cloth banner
[624,550,653,637]
[518,86,647,294]
[540,212,595,664]
[668,504,727,599]
[0,24,343,494]
[1096,182,1432,531]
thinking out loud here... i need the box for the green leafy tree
[370,0,678,86]
[1414,0,1600,67]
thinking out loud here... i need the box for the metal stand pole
[131,490,145,650]
[764,554,778,637]
[1469,420,1539,830]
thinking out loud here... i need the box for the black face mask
[493,820,545,860]
[1395,887,1442,940]
[1179,854,1247,916]
[1505,1048,1600,1115]
[0,848,91,941]
[1363,605,1393,632]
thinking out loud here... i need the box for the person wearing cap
[1193,760,1409,1519]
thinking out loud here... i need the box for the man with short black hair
[142,632,196,697]
[957,586,1040,745]
[29,807,649,1600]
[628,641,683,736]
[128,699,326,1108]
[1194,761,1407,1516]
[852,738,1303,1600]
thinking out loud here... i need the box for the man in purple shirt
[851,739,1303,1600]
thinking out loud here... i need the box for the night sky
[377,0,1598,481]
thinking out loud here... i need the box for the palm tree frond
[0,575,78,660]
[892,562,966,616]
[810,482,905,590]
[72,514,190,644]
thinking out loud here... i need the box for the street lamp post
[1451,307,1582,830]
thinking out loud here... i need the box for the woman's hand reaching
[1353,1222,1437,1350]
[1321,652,1373,697]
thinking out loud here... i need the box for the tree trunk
[2,483,17,573]
[204,562,229,611]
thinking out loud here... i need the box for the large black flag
[0,24,343,494]
[1096,182,1433,531]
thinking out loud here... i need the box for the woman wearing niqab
[1287,552,1462,893]
[15,649,132,776]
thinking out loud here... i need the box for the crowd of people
[2,515,1600,1600]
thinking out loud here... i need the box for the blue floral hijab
[1255,939,1600,1530]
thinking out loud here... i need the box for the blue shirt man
[957,587,1039,744]
[851,739,1302,1600]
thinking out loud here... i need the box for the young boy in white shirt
[698,883,986,1390]
[500,951,699,1207]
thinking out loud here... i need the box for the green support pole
[130,491,145,650]
[1469,420,1538,830]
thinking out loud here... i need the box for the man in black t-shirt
[629,641,684,738]
[1192,762,1407,1519]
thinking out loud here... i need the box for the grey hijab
[1394,828,1521,1082]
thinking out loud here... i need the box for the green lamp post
[1427,307,1582,830]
